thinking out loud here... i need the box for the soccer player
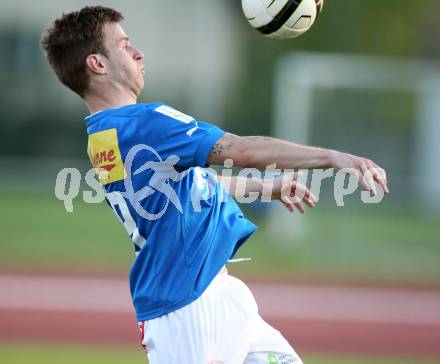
[41,6,388,364]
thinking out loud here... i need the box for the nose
[133,47,144,61]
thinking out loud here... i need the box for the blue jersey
[85,103,257,321]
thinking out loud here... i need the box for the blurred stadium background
[1,0,440,363]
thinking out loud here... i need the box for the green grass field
[1,188,439,363]
[1,188,439,284]
[1,343,439,364]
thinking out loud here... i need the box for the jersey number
[106,191,146,254]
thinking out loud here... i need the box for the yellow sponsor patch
[87,128,126,185]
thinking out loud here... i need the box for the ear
[85,54,107,75]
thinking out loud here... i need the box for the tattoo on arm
[211,134,272,161]
[212,133,237,155]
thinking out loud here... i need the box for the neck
[84,86,138,115]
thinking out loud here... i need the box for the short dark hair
[41,6,124,97]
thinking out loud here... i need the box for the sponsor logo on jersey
[154,105,195,124]
[87,128,126,185]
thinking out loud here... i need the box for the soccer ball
[242,0,324,39]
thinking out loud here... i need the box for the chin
[135,84,145,97]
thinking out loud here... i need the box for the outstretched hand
[330,151,389,195]
[270,173,317,214]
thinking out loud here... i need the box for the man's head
[41,6,145,99]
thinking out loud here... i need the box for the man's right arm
[207,133,389,195]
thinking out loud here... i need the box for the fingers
[282,201,294,212]
[359,163,377,195]
[372,165,389,194]
[360,159,389,195]
[302,186,317,208]
[283,200,305,214]
[282,200,305,214]
[281,182,317,213]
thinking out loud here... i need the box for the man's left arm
[208,133,389,195]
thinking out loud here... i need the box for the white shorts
[138,270,303,364]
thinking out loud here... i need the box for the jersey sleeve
[137,104,225,169]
